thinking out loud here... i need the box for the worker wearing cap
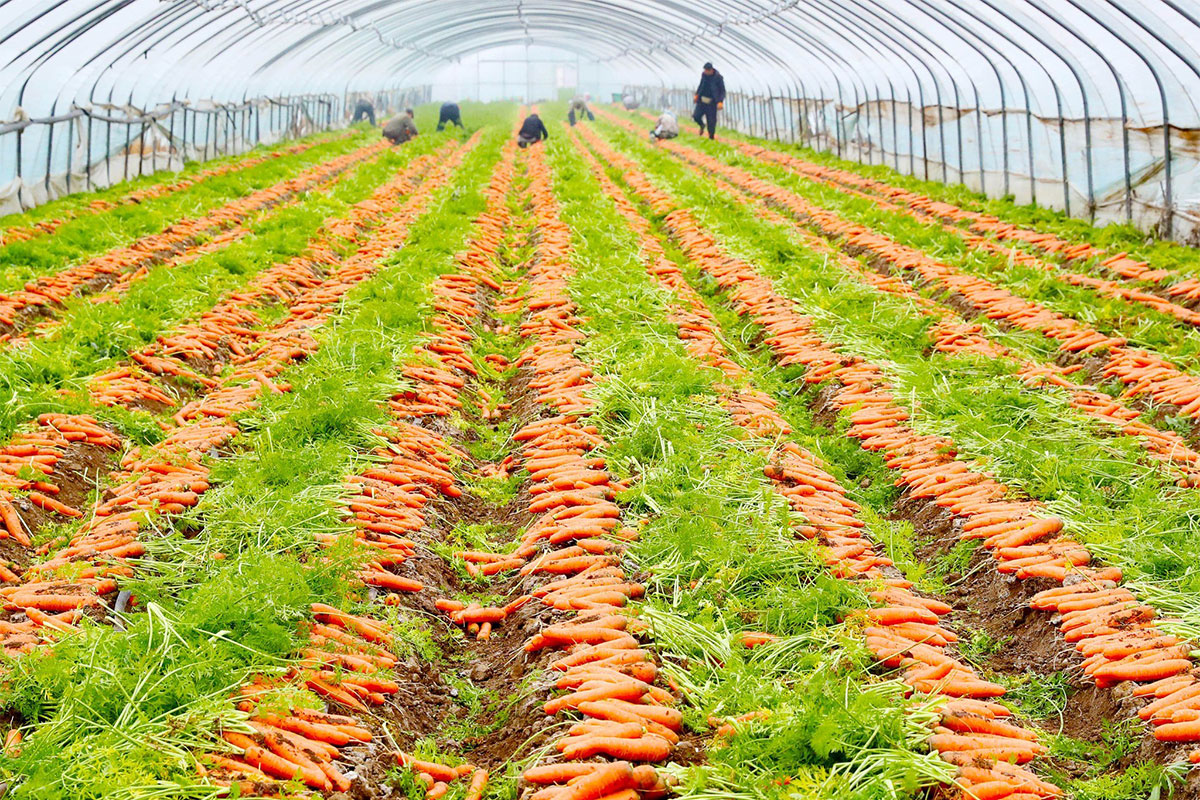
[383,108,418,145]
[692,62,726,139]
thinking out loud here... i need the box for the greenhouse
[2,1,1200,798]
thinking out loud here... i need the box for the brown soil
[10,440,116,564]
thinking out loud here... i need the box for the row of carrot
[574,124,1061,800]
[0,130,353,248]
[499,141,676,800]
[85,147,442,414]
[608,112,1200,454]
[600,128,1200,759]
[725,135,1200,304]
[655,141,1200,490]
[0,136,486,789]
[203,195,513,788]
[0,138,388,341]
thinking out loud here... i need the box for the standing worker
[568,94,595,126]
[383,108,418,145]
[692,62,726,139]
[649,109,679,142]
[517,112,549,148]
[352,98,376,126]
[437,102,464,131]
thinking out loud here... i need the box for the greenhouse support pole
[66,115,73,195]
[86,114,93,191]
[138,116,147,178]
[168,103,176,167]
[105,117,112,186]
[889,84,900,172]
[180,107,188,166]
[124,120,132,183]
[1064,0,1171,235]
[974,0,1078,214]
[45,106,56,195]
[1102,1,1200,237]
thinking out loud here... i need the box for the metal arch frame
[941,0,1038,205]
[1024,0,1125,219]
[1105,0,1200,237]
[853,0,953,183]
[736,5,876,156]
[904,0,995,194]
[1061,0,1173,234]
[834,0,967,184]
[809,0,930,169]
[3,1,1200,240]
[970,0,1077,215]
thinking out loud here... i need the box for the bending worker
[352,98,376,126]
[437,102,464,130]
[692,62,726,139]
[649,109,679,142]
[568,94,595,126]
[517,112,549,148]
[383,108,418,145]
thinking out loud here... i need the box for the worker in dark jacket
[352,98,376,126]
[692,62,726,139]
[517,113,549,148]
[437,102,463,130]
[383,108,418,145]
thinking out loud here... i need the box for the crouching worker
[437,102,463,130]
[649,110,679,142]
[383,108,418,145]
[517,112,549,148]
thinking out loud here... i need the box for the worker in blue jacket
[692,62,726,139]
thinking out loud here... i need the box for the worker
[517,112,549,148]
[692,62,726,139]
[383,108,418,145]
[437,102,463,131]
[649,110,678,142]
[352,98,376,126]
[568,94,595,126]
[622,92,640,110]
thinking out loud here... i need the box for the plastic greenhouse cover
[0,1,1197,124]
[3,0,1200,239]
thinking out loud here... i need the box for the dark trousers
[568,105,595,126]
[692,103,717,138]
[352,105,375,125]
[436,109,463,131]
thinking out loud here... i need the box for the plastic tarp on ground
[2,1,1199,239]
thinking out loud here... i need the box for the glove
[693,93,698,102]
[717,102,724,110]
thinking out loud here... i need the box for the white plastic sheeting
[1,1,1199,238]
